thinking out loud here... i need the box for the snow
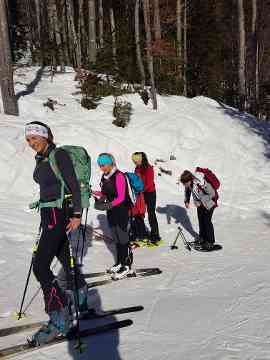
[1,66,270,359]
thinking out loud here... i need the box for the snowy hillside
[1,67,270,359]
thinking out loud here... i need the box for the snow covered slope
[1,67,270,359]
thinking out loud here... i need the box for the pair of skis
[85,267,162,288]
[0,267,161,358]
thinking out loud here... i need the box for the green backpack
[38,145,91,210]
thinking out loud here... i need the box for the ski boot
[112,266,131,280]
[28,306,71,346]
[107,263,122,274]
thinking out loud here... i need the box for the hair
[97,152,116,166]
[133,152,149,169]
[180,170,194,184]
[26,121,54,144]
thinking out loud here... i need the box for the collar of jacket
[103,166,117,180]
[35,143,56,162]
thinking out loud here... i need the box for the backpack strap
[124,173,136,204]
[38,148,66,209]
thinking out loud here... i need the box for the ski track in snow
[1,67,270,359]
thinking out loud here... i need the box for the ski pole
[21,259,58,315]
[170,227,181,250]
[178,226,192,251]
[67,231,87,353]
[15,224,42,320]
[80,207,89,266]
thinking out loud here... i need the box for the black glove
[94,197,113,211]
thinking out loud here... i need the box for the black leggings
[197,206,215,244]
[33,207,86,313]
[144,191,160,241]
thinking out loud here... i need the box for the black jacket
[101,170,131,229]
[33,144,81,213]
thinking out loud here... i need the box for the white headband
[25,124,49,139]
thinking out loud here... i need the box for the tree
[66,0,81,68]
[135,0,146,87]
[110,5,117,69]
[142,0,157,109]
[183,0,187,96]
[153,0,161,41]
[176,0,182,86]
[0,0,19,115]
[98,0,104,48]
[237,0,246,110]
[251,0,259,113]
[88,0,97,64]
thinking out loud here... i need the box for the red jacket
[130,192,146,216]
[135,165,156,193]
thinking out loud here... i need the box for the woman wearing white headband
[25,121,87,346]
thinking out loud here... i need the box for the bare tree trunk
[66,0,81,68]
[26,0,36,63]
[79,0,87,57]
[51,1,65,71]
[176,0,182,89]
[251,0,258,113]
[35,0,41,46]
[47,0,56,69]
[183,0,187,96]
[0,0,19,115]
[110,6,118,69]
[88,0,97,64]
[60,0,70,65]
[255,40,259,112]
[142,0,157,110]
[237,0,246,111]
[34,0,45,64]
[135,0,146,87]
[153,0,161,41]
[98,0,104,48]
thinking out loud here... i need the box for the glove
[94,197,113,211]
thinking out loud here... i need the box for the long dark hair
[26,121,54,144]
[180,170,194,184]
[133,152,149,169]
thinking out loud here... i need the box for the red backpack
[196,167,220,205]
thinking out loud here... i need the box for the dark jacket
[33,144,81,213]
[101,170,131,229]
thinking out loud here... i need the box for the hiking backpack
[196,167,220,190]
[196,167,220,205]
[125,172,144,202]
[47,145,91,209]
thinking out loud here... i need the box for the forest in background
[1,0,270,118]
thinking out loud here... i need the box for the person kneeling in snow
[94,153,133,280]
[180,169,219,251]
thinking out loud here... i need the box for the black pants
[130,215,147,240]
[144,191,160,241]
[33,207,86,313]
[197,206,215,244]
